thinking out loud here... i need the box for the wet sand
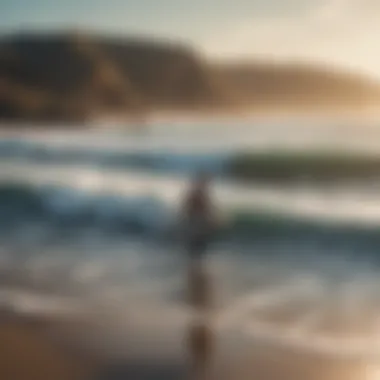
[0,311,376,380]
[0,314,95,380]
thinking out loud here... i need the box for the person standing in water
[182,172,217,260]
[182,172,218,380]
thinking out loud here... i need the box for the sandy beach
[0,313,95,380]
[0,310,376,380]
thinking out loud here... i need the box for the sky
[2,0,380,78]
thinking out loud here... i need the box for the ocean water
[2,119,380,378]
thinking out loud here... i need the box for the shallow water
[2,119,380,379]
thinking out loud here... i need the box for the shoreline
[1,108,380,134]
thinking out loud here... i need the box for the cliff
[1,32,379,123]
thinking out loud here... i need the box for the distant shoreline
[2,32,380,128]
[1,107,380,133]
